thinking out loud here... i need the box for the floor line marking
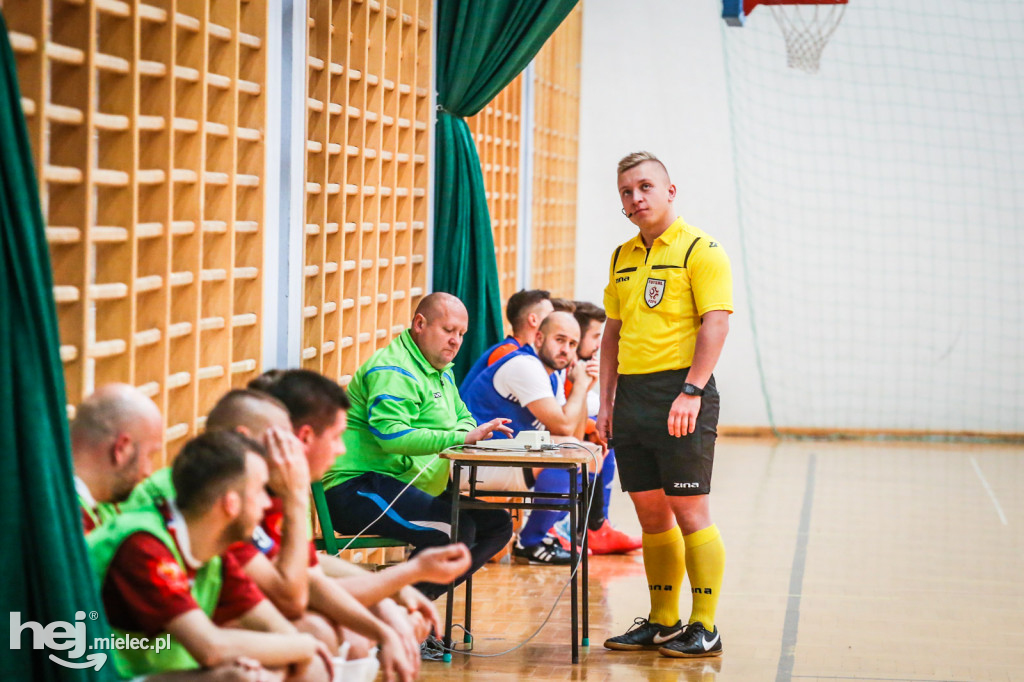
[969,455,1008,526]
[776,453,816,682]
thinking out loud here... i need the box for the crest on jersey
[644,278,666,308]
[150,558,189,594]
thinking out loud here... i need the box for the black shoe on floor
[603,617,685,651]
[658,622,723,658]
[512,536,572,565]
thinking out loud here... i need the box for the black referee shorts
[611,369,720,496]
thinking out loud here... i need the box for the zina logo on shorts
[673,482,699,489]
[10,611,107,670]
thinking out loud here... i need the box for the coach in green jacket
[322,292,514,599]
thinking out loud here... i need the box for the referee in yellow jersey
[599,151,732,659]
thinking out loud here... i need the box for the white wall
[578,0,1024,434]
[576,0,770,427]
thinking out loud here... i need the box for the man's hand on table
[464,418,513,444]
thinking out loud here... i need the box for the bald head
[71,383,161,453]
[411,292,469,369]
[71,383,163,504]
[413,292,466,324]
[539,311,580,336]
[205,389,292,437]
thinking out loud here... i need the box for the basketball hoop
[723,0,848,74]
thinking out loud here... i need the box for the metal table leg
[569,464,579,664]
[581,463,589,647]
[443,464,462,663]
[464,466,477,650]
[464,554,473,649]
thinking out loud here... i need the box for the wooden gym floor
[421,437,1024,682]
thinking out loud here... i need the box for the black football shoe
[658,621,723,658]
[512,536,572,565]
[603,617,685,651]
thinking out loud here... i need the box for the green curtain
[433,0,578,380]
[0,12,112,680]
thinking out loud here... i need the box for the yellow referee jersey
[603,217,733,375]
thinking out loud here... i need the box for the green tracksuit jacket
[321,330,477,497]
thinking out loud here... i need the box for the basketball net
[768,2,846,73]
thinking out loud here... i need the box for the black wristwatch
[681,382,705,397]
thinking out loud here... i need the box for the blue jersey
[460,345,559,435]
[460,336,521,392]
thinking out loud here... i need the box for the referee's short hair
[506,289,550,331]
[617,151,669,179]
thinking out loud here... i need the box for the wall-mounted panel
[302,0,431,385]
[531,6,581,298]
[466,75,522,307]
[4,0,268,462]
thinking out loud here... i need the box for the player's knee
[454,516,479,545]
[498,516,514,545]
[630,492,675,532]
[668,494,712,533]
[293,611,339,651]
[193,661,276,682]
[287,653,331,682]
[487,508,515,541]
[339,627,373,659]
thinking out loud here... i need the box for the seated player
[73,386,310,680]
[551,302,642,555]
[458,293,638,554]
[220,377,473,657]
[244,373,471,607]
[130,387,421,682]
[321,292,514,600]
[71,383,163,532]
[460,289,552,390]
[460,311,602,565]
[87,430,333,680]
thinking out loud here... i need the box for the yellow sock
[642,526,686,626]
[684,524,725,629]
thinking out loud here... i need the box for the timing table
[439,445,593,663]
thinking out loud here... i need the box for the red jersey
[101,504,265,636]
